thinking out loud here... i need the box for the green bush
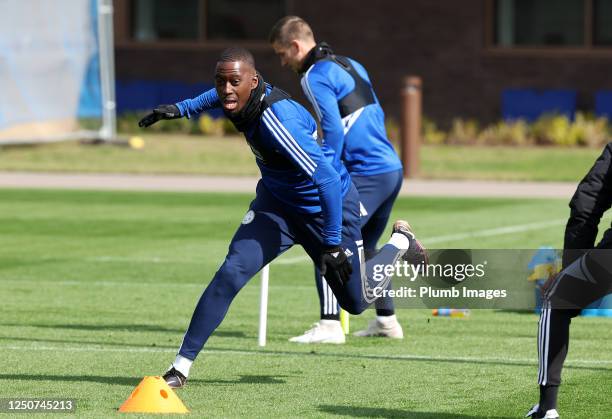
[568,113,609,147]
[422,117,446,144]
[117,112,145,134]
[531,114,572,146]
[421,112,610,148]
[447,118,479,145]
[221,117,239,136]
[478,119,531,146]
[385,117,400,145]
[530,113,610,147]
[198,114,225,136]
[117,112,240,137]
[117,109,610,147]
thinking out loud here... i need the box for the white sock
[320,319,341,326]
[388,233,409,250]
[172,354,193,377]
[377,314,397,325]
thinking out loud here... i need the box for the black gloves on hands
[138,104,181,127]
[320,246,353,286]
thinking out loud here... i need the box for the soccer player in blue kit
[138,48,425,388]
[269,16,411,343]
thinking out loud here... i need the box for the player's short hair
[218,47,255,68]
[268,16,314,46]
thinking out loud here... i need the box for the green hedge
[421,113,611,147]
[122,111,610,148]
[118,113,239,136]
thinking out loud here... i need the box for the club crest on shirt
[242,210,255,224]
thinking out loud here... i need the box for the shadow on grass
[204,346,610,373]
[318,405,513,418]
[500,310,541,316]
[0,335,177,349]
[1,337,609,373]
[200,375,289,385]
[0,374,141,386]
[0,322,246,338]
[0,373,288,387]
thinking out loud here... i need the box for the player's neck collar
[299,42,334,74]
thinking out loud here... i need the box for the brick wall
[115,0,612,126]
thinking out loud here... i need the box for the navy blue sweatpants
[315,169,403,318]
[178,181,405,360]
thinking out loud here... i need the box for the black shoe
[392,220,428,265]
[163,367,187,389]
[525,404,559,419]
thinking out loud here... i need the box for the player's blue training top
[175,84,351,246]
[299,43,402,176]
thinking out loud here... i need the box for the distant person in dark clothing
[527,142,612,419]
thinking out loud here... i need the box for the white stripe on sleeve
[262,109,317,176]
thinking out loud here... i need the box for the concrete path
[0,172,577,199]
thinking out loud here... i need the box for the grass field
[0,134,603,181]
[1,189,610,418]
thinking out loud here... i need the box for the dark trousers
[316,169,403,319]
[537,249,612,409]
[178,181,406,360]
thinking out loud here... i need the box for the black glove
[320,246,353,286]
[138,104,181,127]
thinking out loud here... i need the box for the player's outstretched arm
[138,104,181,127]
[175,88,221,119]
[138,88,222,128]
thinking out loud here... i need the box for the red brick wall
[115,0,612,126]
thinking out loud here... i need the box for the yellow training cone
[118,376,189,413]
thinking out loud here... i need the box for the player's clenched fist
[319,246,352,286]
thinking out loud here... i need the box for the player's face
[272,41,302,73]
[214,60,258,114]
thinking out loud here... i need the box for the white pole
[97,0,116,140]
[258,264,270,347]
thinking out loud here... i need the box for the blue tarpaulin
[502,89,576,122]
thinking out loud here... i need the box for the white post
[258,264,270,347]
[97,0,116,140]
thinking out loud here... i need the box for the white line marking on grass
[0,278,314,290]
[425,219,567,245]
[265,218,571,265]
[1,343,610,367]
[69,219,570,267]
[273,255,312,265]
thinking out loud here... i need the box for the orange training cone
[118,376,189,414]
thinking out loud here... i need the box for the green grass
[0,135,258,176]
[0,189,610,418]
[0,134,603,181]
[420,145,602,182]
